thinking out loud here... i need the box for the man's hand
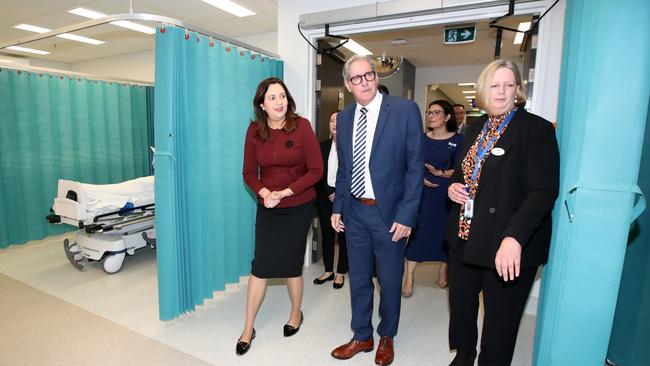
[331,213,345,232]
[389,222,411,242]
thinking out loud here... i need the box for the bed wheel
[63,239,84,270]
[102,253,125,274]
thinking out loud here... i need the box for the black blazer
[444,108,560,269]
[316,138,335,198]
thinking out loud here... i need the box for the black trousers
[448,241,537,366]
[316,194,348,273]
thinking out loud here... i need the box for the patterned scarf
[457,109,514,240]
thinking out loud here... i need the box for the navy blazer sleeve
[394,101,424,228]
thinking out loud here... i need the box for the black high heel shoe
[283,311,304,337]
[333,275,345,289]
[236,328,256,356]
[313,273,334,284]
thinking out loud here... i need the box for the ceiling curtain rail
[0,64,153,86]
[0,13,280,60]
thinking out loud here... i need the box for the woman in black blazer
[445,60,560,366]
[314,110,348,288]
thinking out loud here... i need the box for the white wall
[235,31,278,56]
[71,50,155,83]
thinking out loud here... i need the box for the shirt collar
[356,90,382,115]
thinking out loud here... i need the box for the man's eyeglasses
[427,110,445,116]
[349,71,376,86]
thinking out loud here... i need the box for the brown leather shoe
[374,336,394,365]
[331,338,374,360]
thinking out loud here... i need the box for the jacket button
[489,207,496,214]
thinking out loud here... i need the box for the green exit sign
[444,25,476,44]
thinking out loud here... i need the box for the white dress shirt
[327,140,338,188]
[351,91,383,199]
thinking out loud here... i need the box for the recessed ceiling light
[464,96,474,99]
[201,0,256,17]
[458,82,476,87]
[68,7,156,35]
[514,22,532,45]
[14,24,50,33]
[6,46,50,55]
[15,23,105,45]
[340,39,372,56]
[462,90,476,94]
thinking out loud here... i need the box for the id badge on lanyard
[465,109,517,219]
[464,189,474,219]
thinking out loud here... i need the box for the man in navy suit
[330,55,424,366]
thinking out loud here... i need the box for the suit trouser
[448,241,537,366]
[316,194,348,273]
[345,199,406,340]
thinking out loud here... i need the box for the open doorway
[314,13,537,139]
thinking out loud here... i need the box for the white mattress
[52,176,154,223]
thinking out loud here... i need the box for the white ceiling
[0,0,534,107]
[342,14,532,68]
[0,0,278,63]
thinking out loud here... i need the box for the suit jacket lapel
[371,96,391,155]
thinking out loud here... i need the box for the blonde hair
[475,59,527,112]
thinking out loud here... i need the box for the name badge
[491,147,505,156]
[464,198,474,219]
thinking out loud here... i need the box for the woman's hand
[424,179,439,188]
[495,237,522,281]
[448,183,469,204]
[425,163,445,177]
[263,192,281,208]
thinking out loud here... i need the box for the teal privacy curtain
[607,104,650,365]
[534,0,650,364]
[0,69,153,249]
[154,25,283,320]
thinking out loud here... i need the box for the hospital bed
[46,176,156,274]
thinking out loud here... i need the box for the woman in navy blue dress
[402,100,464,296]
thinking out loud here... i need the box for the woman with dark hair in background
[446,60,559,365]
[402,100,463,297]
[238,77,323,356]
[313,110,348,289]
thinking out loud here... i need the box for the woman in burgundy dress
[237,78,323,356]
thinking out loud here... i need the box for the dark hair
[452,104,465,110]
[252,77,299,140]
[428,99,457,132]
[378,84,390,95]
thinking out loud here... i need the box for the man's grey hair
[342,55,375,82]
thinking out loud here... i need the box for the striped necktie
[351,107,368,198]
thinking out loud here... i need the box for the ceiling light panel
[340,39,372,56]
[6,46,50,55]
[68,7,156,35]
[514,22,532,45]
[201,0,256,17]
[14,23,104,45]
